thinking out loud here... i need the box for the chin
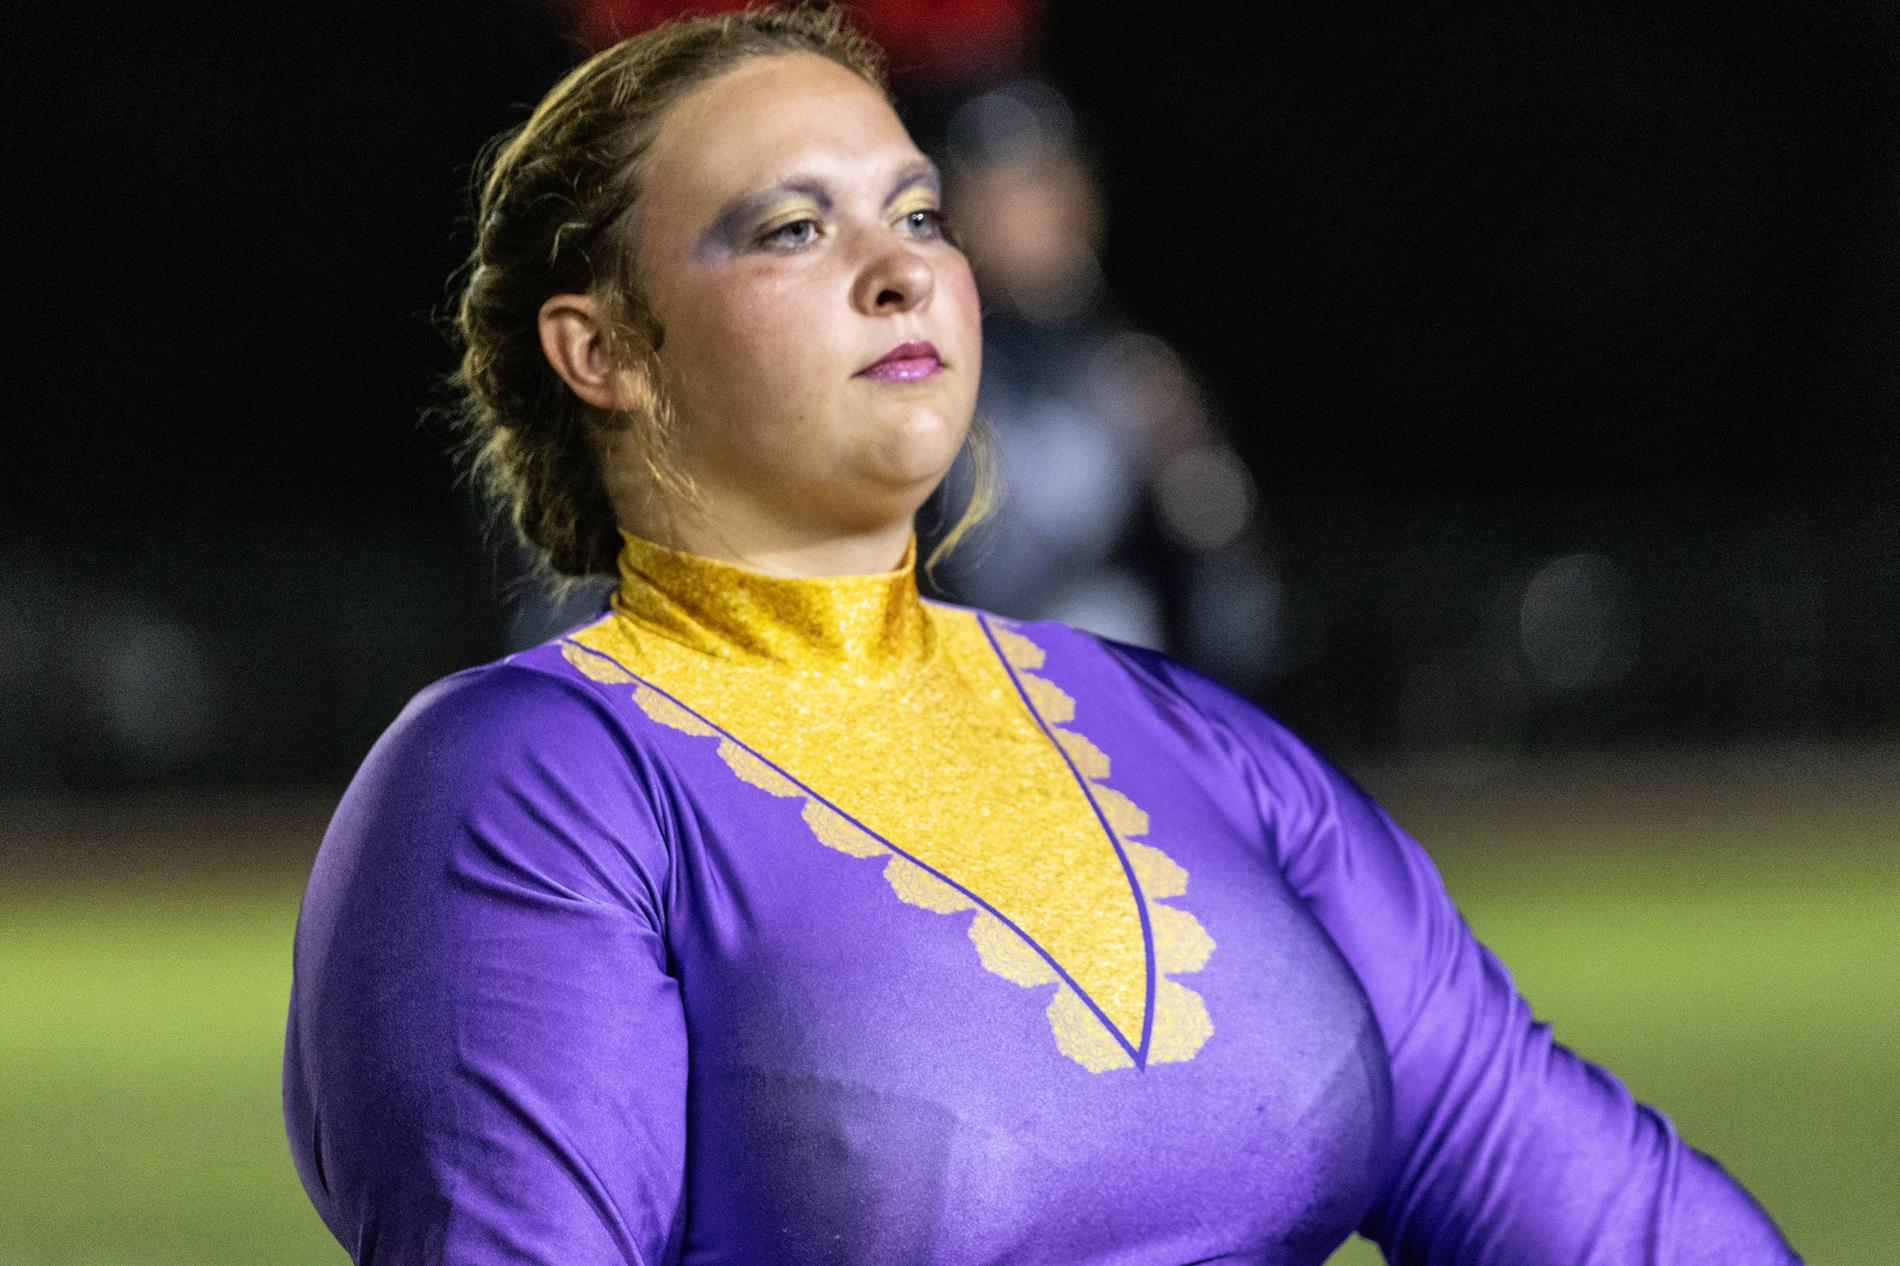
[878,406,971,482]
[833,445,963,533]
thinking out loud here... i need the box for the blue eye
[904,208,949,240]
[761,218,818,249]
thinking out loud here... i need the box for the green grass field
[1,777,1893,1265]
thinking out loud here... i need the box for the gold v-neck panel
[565,531,1213,1070]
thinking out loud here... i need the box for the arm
[283,664,686,1265]
[1120,646,1798,1265]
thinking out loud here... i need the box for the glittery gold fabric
[565,531,1213,1071]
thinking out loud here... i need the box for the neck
[624,505,916,580]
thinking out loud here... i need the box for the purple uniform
[283,535,1796,1264]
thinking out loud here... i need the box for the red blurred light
[554,0,1037,81]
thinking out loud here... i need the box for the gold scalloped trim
[565,642,979,934]
[991,625,1216,1068]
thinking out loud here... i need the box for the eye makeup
[889,188,941,221]
[693,160,946,261]
[883,160,942,211]
[697,179,833,261]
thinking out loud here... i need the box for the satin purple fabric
[284,619,1798,1264]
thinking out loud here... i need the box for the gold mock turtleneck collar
[609,532,934,673]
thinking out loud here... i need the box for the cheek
[944,259,984,386]
[678,270,839,401]
[945,257,982,336]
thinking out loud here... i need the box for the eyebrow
[882,160,942,208]
[694,160,943,259]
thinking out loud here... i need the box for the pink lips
[856,339,942,382]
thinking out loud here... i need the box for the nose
[851,238,934,316]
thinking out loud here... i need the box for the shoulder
[361,642,648,783]
[1081,632,1261,725]
[1002,618,1363,836]
[1028,619,1329,768]
[321,647,676,905]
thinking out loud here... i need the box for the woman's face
[629,52,982,542]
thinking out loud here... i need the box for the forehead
[641,52,918,213]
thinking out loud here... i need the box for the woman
[283,7,1798,1263]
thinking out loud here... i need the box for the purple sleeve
[1137,651,1799,1265]
[283,664,687,1265]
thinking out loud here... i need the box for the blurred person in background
[283,6,1797,1263]
[925,79,1284,691]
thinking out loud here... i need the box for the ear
[537,293,648,412]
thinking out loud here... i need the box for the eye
[760,218,819,250]
[902,208,950,241]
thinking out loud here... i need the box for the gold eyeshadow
[757,200,824,233]
[889,188,939,218]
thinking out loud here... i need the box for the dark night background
[4,0,1897,788]
[2,8,1895,1261]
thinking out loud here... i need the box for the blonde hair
[448,2,993,579]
